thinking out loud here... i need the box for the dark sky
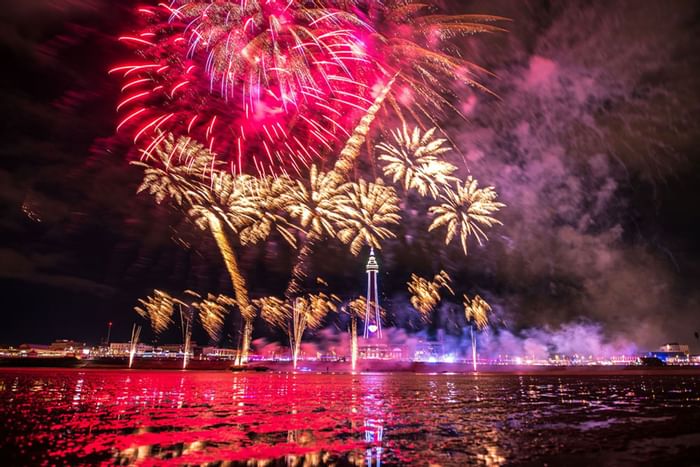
[1,0,699,353]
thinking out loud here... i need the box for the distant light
[368,324,378,333]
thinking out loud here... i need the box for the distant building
[413,341,444,362]
[647,342,690,364]
[659,343,690,353]
[49,340,86,353]
[201,347,238,359]
[359,344,402,360]
[109,342,153,356]
[157,344,187,354]
[18,343,64,357]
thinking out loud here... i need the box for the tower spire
[364,247,382,338]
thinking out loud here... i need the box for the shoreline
[1,357,699,375]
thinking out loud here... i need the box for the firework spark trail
[290,293,338,368]
[281,164,346,298]
[128,324,141,369]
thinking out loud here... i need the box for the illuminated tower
[364,247,382,339]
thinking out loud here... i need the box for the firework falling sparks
[378,125,457,198]
[464,293,492,372]
[336,179,401,255]
[407,270,453,320]
[134,289,181,335]
[254,296,290,330]
[360,4,507,127]
[464,294,491,331]
[428,176,505,255]
[188,291,236,342]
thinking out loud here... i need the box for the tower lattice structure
[363,247,382,339]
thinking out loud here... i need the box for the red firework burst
[111,1,505,175]
[111,0,380,175]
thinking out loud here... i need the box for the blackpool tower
[363,247,382,339]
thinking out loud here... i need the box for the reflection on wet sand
[0,370,698,465]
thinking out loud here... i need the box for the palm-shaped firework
[187,291,236,343]
[134,289,182,336]
[255,291,338,369]
[378,125,457,198]
[464,294,492,371]
[336,179,402,256]
[281,165,347,297]
[428,176,505,255]
[283,165,345,239]
[135,135,275,363]
[407,270,453,321]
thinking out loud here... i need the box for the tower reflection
[360,375,386,466]
[363,418,384,466]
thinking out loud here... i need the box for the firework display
[112,1,505,175]
[189,292,236,342]
[123,1,507,371]
[464,294,491,331]
[335,179,401,255]
[8,1,700,464]
[255,291,339,368]
[133,129,506,365]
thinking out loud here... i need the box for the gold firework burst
[407,270,453,320]
[187,291,236,342]
[135,290,182,335]
[336,179,402,255]
[463,294,491,331]
[428,176,505,255]
[378,125,457,197]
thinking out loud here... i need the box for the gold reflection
[476,445,506,466]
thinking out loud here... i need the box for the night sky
[1,1,699,353]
